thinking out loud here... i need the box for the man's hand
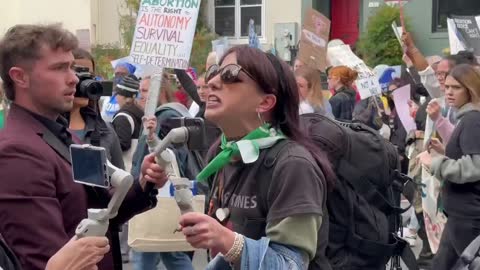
[46,236,109,270]
[401,32,416,52]
[426,100,441,121]
[139,153,168,191]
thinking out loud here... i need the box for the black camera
[74,66,103,100]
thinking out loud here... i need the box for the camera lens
[79,79,103,100]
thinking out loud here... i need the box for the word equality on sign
[130,0,201,69]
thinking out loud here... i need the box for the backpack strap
[113,112,135,136]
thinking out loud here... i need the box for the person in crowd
[418,64,480,270]
[174,67,197,109]
[0,24,167,270]
[131,75,196,270]
[71,49,127,266]
[328,65,358,121]
[294,58,305,71]
[178,45,335,269]
[112,74,143,155]
[101,62,137,122]
[206,51,217,71]
[295,66,333,117]
[69,48,124,169]
[189,74,208,116]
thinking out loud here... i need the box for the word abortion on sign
[327,45,382,99]
[130,0,201,69]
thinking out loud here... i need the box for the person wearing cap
[111,74,144,264]
[101,62,137,122]
[112,74,143,161]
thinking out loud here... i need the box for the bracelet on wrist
[224,232,245,263]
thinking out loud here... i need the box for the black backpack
[300,113,418,270]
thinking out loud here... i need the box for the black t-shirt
[207,140,330,268]
[443,110,480,218]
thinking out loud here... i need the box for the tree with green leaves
[358,5,408,67]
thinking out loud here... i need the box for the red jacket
[0,104,154,270]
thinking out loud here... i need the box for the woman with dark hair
[177,45,335,269]
[418,64,480,270]
[70,48,124,169]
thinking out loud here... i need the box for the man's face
[26,46,79,118]
[436,60,450,92]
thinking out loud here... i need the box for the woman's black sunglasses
[205,64,256,84]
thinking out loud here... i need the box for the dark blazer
[0,104,156,270]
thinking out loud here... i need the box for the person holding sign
[179,45,335,270]
[417,64,480,270]
[327,66,358,121]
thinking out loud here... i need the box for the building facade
[206,0,480,60]
[0,0,127,48]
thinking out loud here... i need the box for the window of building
[432,0,480,32]
[214,0,263,38]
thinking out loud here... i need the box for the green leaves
[358,5,407,67]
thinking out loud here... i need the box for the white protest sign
[327,45,382,99]
[130,0,201,70]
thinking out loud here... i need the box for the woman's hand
[142,116,157,141]
[139,153,168,191]
[428,138,445,155]
[179,212,236,256]
[417,151,433,169]
[426,100,441,121]
[46,236,109,270]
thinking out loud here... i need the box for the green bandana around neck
[196,124,286,182]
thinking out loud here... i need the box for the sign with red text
[130,0,201,69]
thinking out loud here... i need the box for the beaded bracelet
[224,232,245,263]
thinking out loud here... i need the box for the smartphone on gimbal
[163,117,207,151]
[70,144,111,189]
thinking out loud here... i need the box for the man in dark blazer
[0,24,167,270]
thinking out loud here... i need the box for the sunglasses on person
[205,64,256,84]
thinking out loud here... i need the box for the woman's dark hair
[446,51,479,68]
[73,48,96,72]
[218,45,336,189]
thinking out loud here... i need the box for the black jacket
[329,87,357,121]
[112,103,143,151]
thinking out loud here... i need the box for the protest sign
[392,84,416,133]
[298,9,330,71]
[130,0,201,69]
[327,45,382,99]
[448,15,480,55]
[374,64,402,92]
